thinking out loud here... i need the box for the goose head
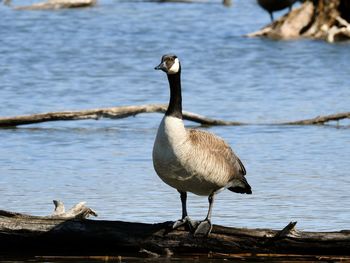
[154,54,180,75]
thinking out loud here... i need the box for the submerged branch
[282,112,350,125]
[0,104,348,128]
[14,0,96,10]
[0,104,244,127]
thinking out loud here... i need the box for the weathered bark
[248,0,350,42]
[2,0,11,6]
[151,0,208,2]
[1,200,97,220]
[15,0,96,10]
[0,104,244,127]
[0,104,349,128]
[1,202,350,260]
[149,0,232,5]
[282,111,350,125]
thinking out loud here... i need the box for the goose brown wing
[187,129,246,177]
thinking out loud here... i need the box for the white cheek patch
[167,58,180,74]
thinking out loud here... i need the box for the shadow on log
[248,0,350,42]
[1,201,350,261]
[0,104,349,128]
[15,0,96,10]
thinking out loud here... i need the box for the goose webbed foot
[194,219,212,237]
[173,216,199,231]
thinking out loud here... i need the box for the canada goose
[153,54,252,236]
[257,0,299,21]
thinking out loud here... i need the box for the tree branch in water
[0,104,348,128]
[0,104,244,127]
[281,112,350,125]
[14,0,96,10]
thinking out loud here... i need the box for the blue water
[0,0,349,232]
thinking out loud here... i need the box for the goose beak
[154,62,167,72]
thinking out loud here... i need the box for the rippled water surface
[1,0,350,232]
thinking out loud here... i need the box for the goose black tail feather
[228,177,252,194]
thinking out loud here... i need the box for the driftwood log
[1,0,11,6]
[0,104,243,127]
[12,0,231,8]
[149,0,232,6]
[248,0,350,42]
[14,0,96,10]
[283,111,350,125]
[0,104,349,128]
[1,201,350,261]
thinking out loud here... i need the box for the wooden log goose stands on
[153,54,252,236]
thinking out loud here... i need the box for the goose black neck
[165,71,182,119]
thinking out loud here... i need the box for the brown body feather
[187,129,251,194]
[153,116,251,196]
[187,129,246,177]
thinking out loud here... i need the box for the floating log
[1,201,350,261]
[0,104,244,127]
[148,0,232,5]
[15,0,96,10]
[248,0,350,42]
[0,104,349,128]
[283,111,350,125]
[2,0,11,6]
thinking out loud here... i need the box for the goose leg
[269,12,274,22]
[194,192,215,237]
[173,191,198,230]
